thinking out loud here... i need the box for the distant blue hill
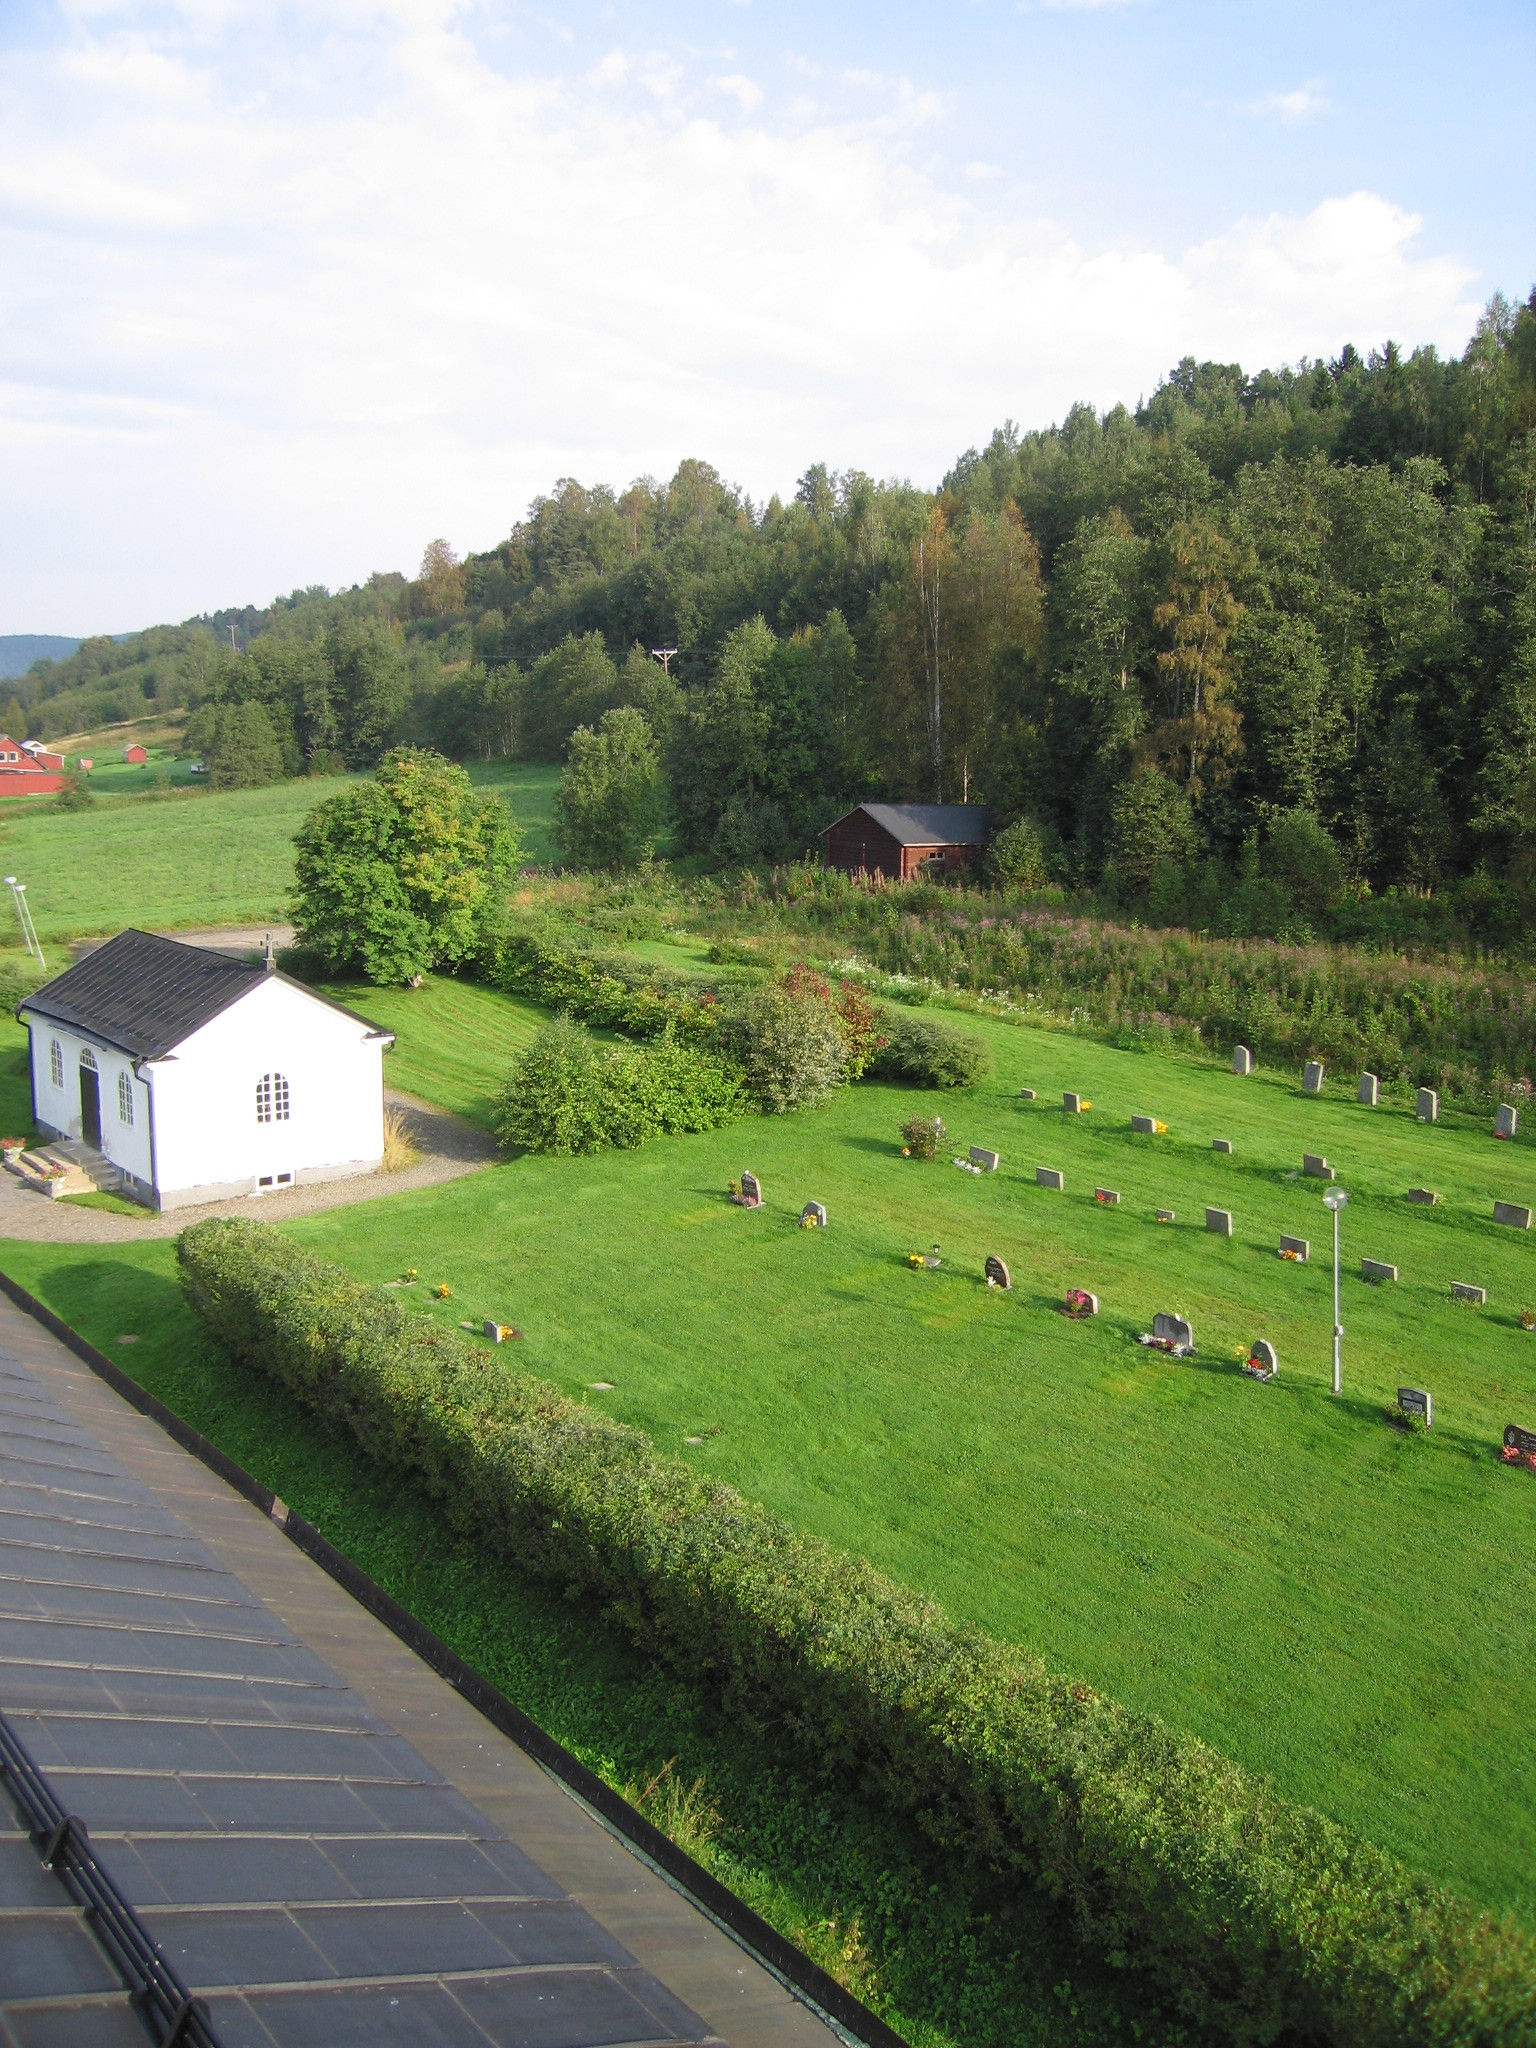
[0,635,82,679]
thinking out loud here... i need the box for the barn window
[117,1071,133,1125]
[256,1072,291,1123]
[49,1039,62,1089]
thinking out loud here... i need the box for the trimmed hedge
[177,1218,1536,2047]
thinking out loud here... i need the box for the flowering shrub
[900,1114,945,1160]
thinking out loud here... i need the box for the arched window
[255,1072,291,1123]
[49,1039,62,1089]
[117,1071,133,1126]
[79,1047,97,1071]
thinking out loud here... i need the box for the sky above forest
[0,0,1532,632]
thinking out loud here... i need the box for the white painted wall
[147,977,388,1204]
[24,975,389,1207]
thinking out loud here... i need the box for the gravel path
[0,1090,499,1244]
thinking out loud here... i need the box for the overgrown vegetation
[175,1217,1536,2048]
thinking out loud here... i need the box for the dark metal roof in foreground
[0,1350,719,2047]
[18,929,387,1059]
[821,803,993,846]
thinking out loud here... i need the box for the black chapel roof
[821,802,993,847]
[18,929,389,1060]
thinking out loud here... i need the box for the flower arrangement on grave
[1386,1401,1427,1433]
[728,1178,741,1197]
[1153,1119,1168,1134]
[900,1114,945,1161]
[1498,1442,1536,1469]
[1520,1307,1536,1332]
[1094,1189,1112,1204]
[432,1282,452,1299]
[906,1251,925,1269]
[1242,1355,1276,1382]
[1155,1210,1174,1224]
[1063,1288,1094,1318]
[400,1268,418,1283]
[1278,1247,1300,1261]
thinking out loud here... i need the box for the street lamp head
[1324,1185,1348,1211]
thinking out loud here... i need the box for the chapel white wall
[27,1021,153,1185]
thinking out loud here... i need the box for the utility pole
[229,623,238,656]
[650,647,678,676]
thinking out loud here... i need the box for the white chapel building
[19,930,395,1210]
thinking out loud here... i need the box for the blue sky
[0,0,1530,631]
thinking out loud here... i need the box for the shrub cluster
[871,1010,992,1088]
[486,932,728,1045]
[178,1218,1536,2048]
[496,1017,746,1155]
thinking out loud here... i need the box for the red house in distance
[0,736,66,796]
[819,803,993,882]
[122,742,149,765]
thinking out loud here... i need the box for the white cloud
[714,72,762,111]
[0,8,1481,629]
[1253,82,1329,122]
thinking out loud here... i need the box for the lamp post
[1323,1184,1348,1393]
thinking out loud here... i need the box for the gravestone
[1417,1087,1440,1123]
[1212,1138,1233,1154]
[1063,1092,1083,1114]
[731,1171,763,1209]
[1063,1288,1099,1317]
[1494,1201,1533,1229]
[1233,1045,1253,1075]
[483,1320,504,1344]
[1451,1281,1487,1305]
[1279,1234,1310,1261]
[984,1254,1011,1290]
[1247,1339,1279,1378]
[1152,1311,1193,1349]
[1357,1072,1379,1106]
[1504,1423,1536,1458]
[1020,1088,1037,1101]
[1406,1187,1440,1206]
[1303,1153,1331,1179]
[1496,1103,1520,1139]
[1156,1208,1176,1224]
[1095,1187,1120,1205]
[1303,1061,1326,1094]
[800,1201,827,1228]
[1206,1207,1234,1237]
[1362,1258,1399,1283]
[1131,1114,1157,1135]
[969,1146,1001,1172]
[1397,1386,1432,1427]
[1036,1167,1065,1191]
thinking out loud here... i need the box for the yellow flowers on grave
[401,1268,418,1283]
[1080,1099,1093,1112]
[433,1282,452,1299]
[1279,1247,1300,1262]
[1153,1119,1168,1135]
[906,1252,925,1269]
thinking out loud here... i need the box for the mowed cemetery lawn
[0,759,561,943]
[6,996,1535,1921]
[320,973,552,1128]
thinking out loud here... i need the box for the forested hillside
[15,291,1536,934]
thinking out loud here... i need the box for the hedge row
[496,1017,747,1155]
[176,1218,1536,2047]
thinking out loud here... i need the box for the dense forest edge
[11,290,1536,960]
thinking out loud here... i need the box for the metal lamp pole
[1324,1185,1347,1394]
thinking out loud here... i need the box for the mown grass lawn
[320,973,552,1128]
[5,1002,1535,1924]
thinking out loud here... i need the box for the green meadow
[7,988,1535,1922]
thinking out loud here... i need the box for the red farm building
[122,742,149,765]
[819,803,993,882]
[0,736,66,796]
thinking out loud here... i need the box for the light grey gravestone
[1303,1153,1331,1178]
[1156,1208,1176,1224]
[984,1254,1011,1289]
[1247,1339,1279,1378]
[1095,1187,1120,1205]
[1279,1234,1310,1261]
[1131,1114,1158,1134]
[1362,1258,1399,1283]
[1206,1207,1234,1236]
[1063,1091,1083,1114]
[1063,1288,1099,1317]
[1020,1088,1037,1101]
[1212,1138,1233,1154]
[969,1146,1001,1172]
[1303,1061,1326,1094]
[1494,1200,1533,1229]
[1152,1311,1193,1349]
[1358,1072,1379,1106]
[1451,1281,1487,1305]
[800,1201,827,1228]
[1417,1087,1440,1123]
[1233,1045,1253,1075]
[1036,1166,1065,1190]
[483,1320,504,1344]
[1397,1386,1433,1427]
[1406,1187,1440,1205]
[1495,1103,1520,1139]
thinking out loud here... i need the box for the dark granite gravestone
[969,1146,1000,1172]
[1151,1311,1193,1350]
[1063,1288,1099,1317]
[1212,1138,1233,1154]
[1131,1114,1157,1134]
[731,1171,763,1208]
[1495,1103,1519,1139]
[1095,1187,1120,1205]
[1244,1339,1278,1380]
[1397,1386,1432,1426]
[800,1201,827,1228]
[1407,1187,1439,1205]
[1358,1072,1379,1106]
[1416,1087,1439,1122]
[1036,1166,1065,1191]
[1063,1092,1084,1114]
[1156,1207,1176,1224]
[1279,1234,1310,1261]
[1303,1061,1326,1094]
[1494,1201,1533,1229]
[1362,1258,1398,1283]
[984,1254,1011,1290]
[1451,1281,1487,1305]
[1206,1207,1234,1236]
[1303,1153,1331,1178]
[1504,1423,1536,1459]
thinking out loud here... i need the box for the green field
[0,759,561,943]
[322,973,552,1126]
[6,1003,1535,1922]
